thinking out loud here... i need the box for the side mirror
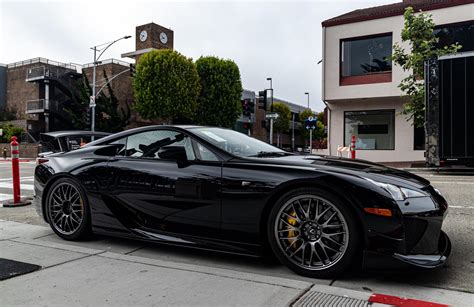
[158,145,187,161]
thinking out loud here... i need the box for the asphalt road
[0,162,473,297]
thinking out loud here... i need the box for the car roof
[40,131,112,138]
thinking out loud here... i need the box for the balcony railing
[26,99,57,114]
[25,66,74,82]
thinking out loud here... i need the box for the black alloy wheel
[268,187,360,278]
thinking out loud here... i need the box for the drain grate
[293,291,369,307]
[0,258,41,281]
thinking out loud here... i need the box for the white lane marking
[0,182,34,191]
[0,193,12,201]
[449,205,474,209]
[0,177,34,182]
[430,181,474,185]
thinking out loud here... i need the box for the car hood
[245,154,430,188]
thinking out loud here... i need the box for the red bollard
[10,136,21,203]
[350,135,356,159]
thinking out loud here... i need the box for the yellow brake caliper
[287,211,298,247]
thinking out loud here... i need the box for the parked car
[33,125,451,278]
[38,131,111,157]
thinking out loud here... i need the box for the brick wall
[0,143,40,158]
[6,64,40,118]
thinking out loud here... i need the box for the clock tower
[122,23,174,60]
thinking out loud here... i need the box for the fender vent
[293,291,369,307]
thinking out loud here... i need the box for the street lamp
[305,92,310,109]
[90,35,131,133]
[266,77,275,145]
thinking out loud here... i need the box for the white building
[321,0,474,163]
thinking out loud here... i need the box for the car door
[105,128,223,241]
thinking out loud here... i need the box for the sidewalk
[1,220,472,306]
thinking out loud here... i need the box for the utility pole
[90,35,131,135]
[292,112,295,151]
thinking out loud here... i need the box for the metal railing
[82,58,131,69]
[25,66,76,81]
[8,57,77,70]
[25,99,57,114]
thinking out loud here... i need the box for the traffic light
[129,63,136,77]
[241,99,252,117]
[258,90,267,110]
[243,122,251,130]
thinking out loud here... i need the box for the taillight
[36,158,49,165]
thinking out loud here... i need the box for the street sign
[89,95,96,107]
[305,116,317,130]
[265,113,279,120]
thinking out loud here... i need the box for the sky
[0,0,395,111]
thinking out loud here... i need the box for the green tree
[133,49,200,123]
[0,124,23,143]
[0,108,17,121]
[64,72,130,133]
[392,7,461,127]
[272,102,291,147]
[195,56,243,128]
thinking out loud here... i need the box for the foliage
[133,49,200,123]
[195,56,243,128]
[64,72,130,133]
[0,123,23,143]
[299,109,325,142]
[272,102,291,134]
[391,7,462,127]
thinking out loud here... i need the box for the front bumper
[393,230,451,268]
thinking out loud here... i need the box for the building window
[413,126,425,151]
[340,33,392,85]
[435,21,474,52]
[344,110,395,150]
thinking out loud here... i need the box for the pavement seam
[288,284,313,306]
[96,253,310,290]
[7,238,105,255]
[38,251,106,270]
[123,245,148,255]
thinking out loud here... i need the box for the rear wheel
[45,178,91,240]
[268,188,360,278]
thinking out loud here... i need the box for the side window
[195,142,219,161]
[110,138,127,156]
[125,130,185,158]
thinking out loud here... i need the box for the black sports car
[34,125,451,278]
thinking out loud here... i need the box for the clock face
[159,32,168,44]
[139,30,147,42]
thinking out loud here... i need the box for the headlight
[364,178,427,201]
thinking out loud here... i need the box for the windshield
[191,127,289,158]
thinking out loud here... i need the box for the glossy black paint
[34,125,450,267]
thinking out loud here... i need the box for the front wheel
[45,178,91,240]
[268,188,360,278]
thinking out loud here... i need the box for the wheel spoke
[288,241,304,258]
[321,241,341,254]
[316,206,331,221]
[291,204,304,222]
[278,227,299,234]
[322,212,337,226]
[282,212,301,224]
[316,241,330,263]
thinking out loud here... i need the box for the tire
[45,177,92,240]
[267,187,360,279]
